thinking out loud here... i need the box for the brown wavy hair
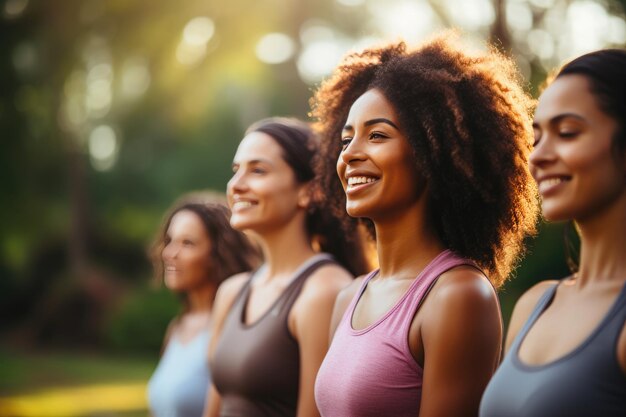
[310,32,539,287]
[150,191,261,307]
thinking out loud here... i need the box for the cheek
[336,159,347,189]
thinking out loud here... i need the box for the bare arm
[504,280,558,354]
[417,267,502,417]
[202,272,250,417]
[290,264,353,417]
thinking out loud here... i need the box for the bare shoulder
[299,263,354,301]
[511,280,559,318]
[215,272,250,305]
[420,266,502,349]
[505,279,559,352]
[212,272,252,324]
[335,275,365,306]
[428,265,498,308]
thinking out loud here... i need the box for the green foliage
[104,286,180,353]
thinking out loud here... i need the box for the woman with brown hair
[205,118,371,417]
[312,32,539,417]
[148,193,260,417]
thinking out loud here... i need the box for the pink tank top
[314,250,475,417]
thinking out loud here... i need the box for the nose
[339,135,367,165]
[529,133,556,170]
[162,242,178,262]
[227,169,248,196]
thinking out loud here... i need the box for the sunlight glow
[89,125,118,171]
[369,0,439,41]
[3,0,28,19]
[336,0,366,6]
[86,63,113,118]
[527,29,555,61]
[183,17,215,46]
[444,0,494,31]
[0,382,147,417]
[255,33,296,64]
[297,40,347,84]
[177,16,215,66]
[566,1,610,56]
[608,15,626,44]
[121,57,151,100]
[300,20,336,44]
[507,2,533,32]
[529,0,555,8]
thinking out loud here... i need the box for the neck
[186,281,217,313]
[254,215,317,279]
[574,192,626,287]
[373,203,445,279]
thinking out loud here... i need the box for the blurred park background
[0,0,625,415]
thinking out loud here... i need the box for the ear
[297,183,312,209]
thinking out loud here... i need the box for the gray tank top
[480,281,626,417]
[210,254,335,417]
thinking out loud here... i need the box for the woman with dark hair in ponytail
[204,117,371,417]
[480,49,626,416]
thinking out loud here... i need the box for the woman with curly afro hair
[312,32,539,417]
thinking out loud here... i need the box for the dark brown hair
[150,192,261,303]
[310,32,539,287]
[246,117,372,276]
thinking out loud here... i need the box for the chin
[346,204,371,219]
[541,207,570,223]
[229,215,250,231]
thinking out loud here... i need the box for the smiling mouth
[538,177,569,195]
[346,176,379,192]
[232,201,256,211]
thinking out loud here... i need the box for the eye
[559,130,579,138]
[369,131,388,140]
[340,137,352,150]
[182,239,194,246]
[251,167,267,174]
[231,164,239,173]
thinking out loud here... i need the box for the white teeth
[165,266,177,272]
[541,178,564,187]
[233,201,253,209]
[347,176,377,186]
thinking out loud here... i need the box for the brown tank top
[211,254,335,417]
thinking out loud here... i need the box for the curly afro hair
[310,32,539,287]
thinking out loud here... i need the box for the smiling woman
[311,31,539,417]
[205,118,372,417]
[147,193,260,417]
[480,48,626,417]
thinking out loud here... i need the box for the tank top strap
[276,254,338,317]
[341,269,380,327]
[510,282,559,350]
[228,269,259,320]
[593,280,626,346]
[397,249,480,314]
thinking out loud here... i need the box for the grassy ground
[0,348,158,417]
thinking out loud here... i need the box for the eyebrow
[232,158,273,168]
[533,113,585,128]
[343,118,399,132]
